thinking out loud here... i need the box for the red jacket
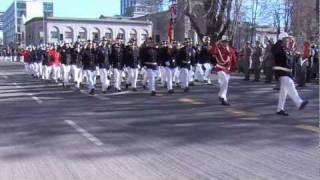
[49,49,61,66]
[211,44,237,74]
[21,49,29,63]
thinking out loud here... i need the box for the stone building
[24,16,153,46]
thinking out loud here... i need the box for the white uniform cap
[279,32,289,40]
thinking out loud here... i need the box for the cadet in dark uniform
[110,39,125,92]
[71,43,83,89]
[96,38,111,93]
[82,41,97,95]
[176,38,196,92]
[158,41,174,93]
[60,43,73,88]
[124,39,140,91]
[140,38,158,96]
[41,46,50,80]
[271,33,308,116]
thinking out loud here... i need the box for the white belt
[273,66,292,72]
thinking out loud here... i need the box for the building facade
[121,0,165,17]
[3,0,54,47]
[0,12,3,45]
[25,17,153,46]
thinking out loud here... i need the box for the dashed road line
[225,108,259,117]
[64,120,104,146]
[28,93,43,104]
[178,98,206,105]
[296,125,320,133]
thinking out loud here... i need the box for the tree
[184,0,233,43]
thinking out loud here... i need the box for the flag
[168,17,174,43]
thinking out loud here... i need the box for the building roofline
[25,16,153,26]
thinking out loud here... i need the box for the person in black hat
[140,37,158,96]
[96,37,112,93]
[81,40,97,95]
[158,40,174,93]
[176,38,196,92]
[110,39,125,92]
[124,38,140,91]
[60,42,73,88]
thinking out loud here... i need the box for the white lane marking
[13,82,43,104]
[13,82,22,88]
[28,93,43,104]
[64,120,104,146]
[79,90,110,100]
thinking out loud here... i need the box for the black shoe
[273,87,280,90]
[132,88,137,92]
[168,89,174,94]
[143,85,147,90]
[184,87,189,93]
[176,83,181,88]
[219,97,230,106]
[299,100,309,110]
[150,91,156,96]
[253,79,260,82]
[89,89,95,95]
[102,91,107,94]
[117,89,122,92]
[107,86,112,91]
[125,84,130,89]
[277,110,289,116]
[189,82,195,86]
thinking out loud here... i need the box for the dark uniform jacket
[157,46,171,67]
[110,45,125,69]
[176,46,196,69]
[271,40,293,77]
[29,50,37,63]
[140,46,158,70]
[40,50,50,66]
[96,46,111,69]
[124,46,140,68]
[71,48,82,67]
[60,48,72,65]
[197,45,213,64]
[82,48,97,71]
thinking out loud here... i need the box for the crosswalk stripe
[296,125,320,133]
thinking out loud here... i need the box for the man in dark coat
[271,33,308,116]
[82,41,97,95]
[124,39,140,91]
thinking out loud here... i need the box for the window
[51,27,59,39]
[78,27,87,40]
[117,29,125,40]
[105,28,113,39]
[16,2,26,9]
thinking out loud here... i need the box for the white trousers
[52,65,61,82]
[127,67,138,88]
[85,70,96,91]
[99,68,110,91]
[24,63,32,75]
[173,67,180,83]
[141,68,148,86]
[71,65,82,88]
[159,66,166,84]
[203,63,212,82]
[43,65,52,80]
[189,66,195,83]
[62,64,72,85]
[113,68,122,90]
[146,69,156,92]
[277,76,303,111]
[217,71,230,101]
[195,63,205,81]
[165,67,174,90]
[179,68,189,89]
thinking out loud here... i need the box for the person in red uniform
[211,35,237,106]
[48,45,61,83]
[21,47,31,75]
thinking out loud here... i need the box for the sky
[0,0,121,17]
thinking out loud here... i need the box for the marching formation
[5,33,314,116]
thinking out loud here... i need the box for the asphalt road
[0,61,319,180]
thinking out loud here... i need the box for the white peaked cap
[279,32,289,40]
